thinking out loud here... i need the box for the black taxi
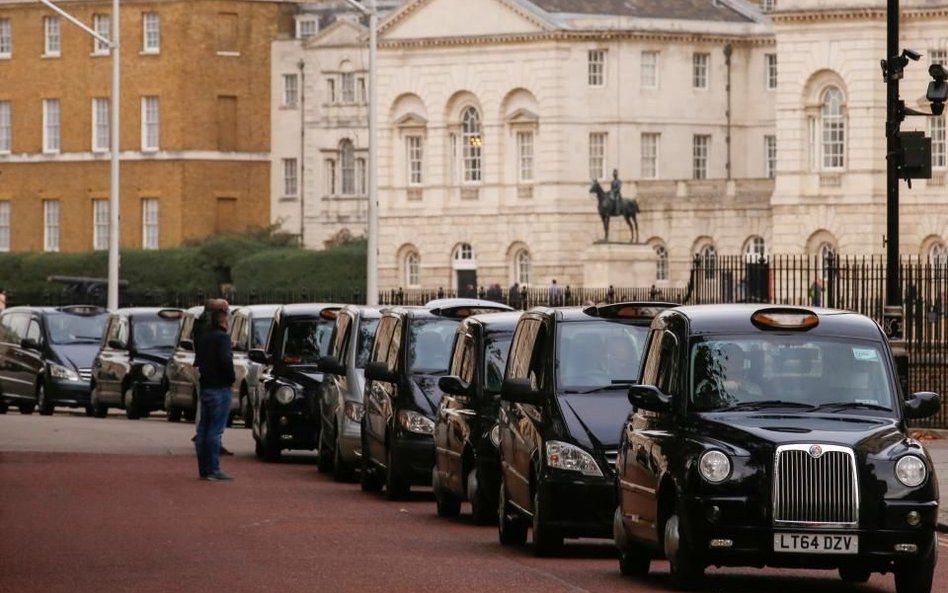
[497,302,675,555]
[433,310,522,524]
[361,299,513,500]
[615,305,940,593]
[248,303,342,460]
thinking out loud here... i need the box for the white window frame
[930,49,947,67]
[324,158,336,195]
[43,199,60,252]
[357,77,367,103]
[93,14,110,55]
[821,87,845,170]
[0,201,10,252]
[641,133,659,179]
[693,52,709,89]
[44,16,60,57]
[92,198,109,250]
[341,72,355,103]
[0,18,11,58]
[326,79,336,103]
[282,158,298,196]
[296,16,318,39]
[514,249,532,286]
[43,99,60,154]
[92,98,110,153]
[0,101,10,154]
[406,136,423,186]
[517,131,534,183]
[283,74,298,107]
[340,140,355,195]
[141,96,160,151]
[760,0,775,12]
[932,116,946,169]
[356,158,366,195]
[588,132,606,181]
[765,134,777,178]
[461,107,482,184]
[142,12,160,53]
[744,236,767,261]
[766,54,778,90]
[654,244,668,281]
[641,51,659,90]
[405,252,420,287]
[693,134,710,180]
[142,198,159,249]
[588,49,605,87]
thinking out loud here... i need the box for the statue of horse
[589,179,640,243]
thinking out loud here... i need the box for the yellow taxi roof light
[751,309,819,330]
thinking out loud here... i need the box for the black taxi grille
[772,444,859,527]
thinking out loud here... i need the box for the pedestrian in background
[0,288,6,311]
[194,306,236,481]
[548,279,563,306]
[191,298,233,455]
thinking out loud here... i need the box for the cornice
[380,0,555,36]
[771,7,948,24]
[381,29,774,50]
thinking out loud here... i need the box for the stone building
[0,0,299,253]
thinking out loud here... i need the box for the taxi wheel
[664,513,704,590]
[259,408,281,461]
[360,433,384,493]
[532,488,563,557]
[90,389,108,418]
[333,431,356,483]
[498,477,528,546]
[894,532,937,593]
[0,400,7,414]
[18,404,35,415]
[240,391,253,428]
[37,383,54,416]
[124,388,140,420]
[317,429,335,474]
[167,407,182,423]
[433,468,461,518]
[385,446,410,500]
[838,567,871,583]
[618,545,651,577]
[468,469,495,526]
[84,405,94,417]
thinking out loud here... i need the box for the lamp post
[341,0,378,306]
[41,0,120,311]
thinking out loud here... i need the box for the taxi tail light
[750,308,818,331]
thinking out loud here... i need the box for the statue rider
[610,169,622,215]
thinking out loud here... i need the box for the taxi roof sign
[583,301,678,320]
[751,308,819,331]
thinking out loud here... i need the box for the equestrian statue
[590,169,640,243]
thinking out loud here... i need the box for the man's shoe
[206,472,234,481]
[220,445,234,456]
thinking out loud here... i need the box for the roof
[464,310,523,331]
[113,307,184,317]
[233,303,282,315]
[528,0,761,23]
[279,303,345,317]
[664,304,884,340]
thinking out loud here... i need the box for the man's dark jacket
[195,326,235,389]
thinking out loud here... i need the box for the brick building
[0,0,298,253]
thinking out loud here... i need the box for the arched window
[743,236,767,262]
[339,139,355,195]
[654,245,668,281]
[514,249,532,286]
[454,243,474,262]
[405,252,420,287]
[821,87,845,169]
[461,107,482,182]
[699,244,717,279]
[929,242,948,268]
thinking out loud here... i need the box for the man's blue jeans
[195,386,231,477]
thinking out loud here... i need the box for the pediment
[304,18,366,49]
[394,113,429,128]
[506,108,539,125]
[380,0,556,41]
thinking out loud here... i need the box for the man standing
[610,169,622,215]
[194,307,236,481]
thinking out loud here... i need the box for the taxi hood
[283,366,325,388]
[559,391,631,451]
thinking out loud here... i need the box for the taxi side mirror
[365,360,397,383]
[904,391,940,419]
[248,348,271,365]
[107,339,127,350]
[438,375,471,396]
[317,355,345,376]
[179,339,194,352]
[500,377,542,405]
[627,384,672,413]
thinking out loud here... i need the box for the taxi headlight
[275,385,296,405]
[489,424,500,448]
[398,410,434,434]
[895,455,927,488]
[140,363,157,380]
[545,440,603,477]
[698,450,732,483]
[49,363,80,382]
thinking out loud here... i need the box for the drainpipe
[724,44,732,180]
[298,58,306,246]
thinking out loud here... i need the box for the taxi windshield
[46,312,108,344]
[556,320,648,393]
[408,318,459,374]
[689,336,896,413]
[131,316,180,350]
[282,318,334,365]
[484,332,513,394]
[355,317,380,369]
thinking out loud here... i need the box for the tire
[664,513,704,590]
[497,477,528,546]
[433,468,462,518]
[84,405,94,417]
[18,404,34,415]
[254,437,265,460]
[385,444,410,500]
[37,382,54,416]
[333,428,356,483]
[240,389,253,428]
[838,567,871,583]
[167,407,182,422]
[360,432,384,493]
[615,507,651,577]
[317,428,334,473]
[124,387,140,420]
[894,532,937,593]
[468,468,495,526]
[532,487,563,557]
[259,407,281,461]
[90,389,108,418]
[0,401,7,414]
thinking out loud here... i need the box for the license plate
[773,533,858,554]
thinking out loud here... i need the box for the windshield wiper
[717,400,818,412]
[813,401,892,412]
[576,385,628,394]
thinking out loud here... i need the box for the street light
[340,0,378,306]
[40,0,120,311]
